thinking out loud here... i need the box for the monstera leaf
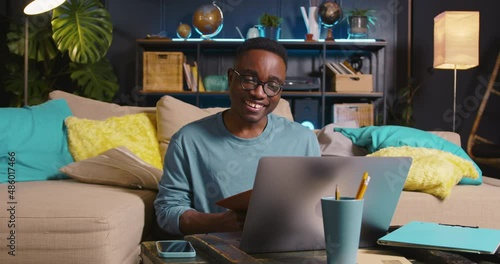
[3,0,118,105]
[52,0,113,64]
[6,15,59,62]
[69,58,119,101]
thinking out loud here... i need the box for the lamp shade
[24,0,66,15]
[433,11,479,70]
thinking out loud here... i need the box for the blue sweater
[154,112,321,235]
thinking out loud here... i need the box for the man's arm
[155,136,246,235]
[179,209,245,235]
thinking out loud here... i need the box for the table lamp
[433,11,479,132]
[23,0,66,106]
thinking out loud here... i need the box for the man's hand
[179,209,246,235]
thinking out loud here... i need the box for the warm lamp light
[433,11,479,132]
[24,0,66,15]
[22,0,66,106]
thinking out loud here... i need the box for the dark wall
[411,0,499,135]
[409,0,500,176]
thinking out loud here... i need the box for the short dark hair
[235,37,288,68]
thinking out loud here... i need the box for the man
[154,37,320,236]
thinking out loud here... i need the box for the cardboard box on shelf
[325,62,373,93]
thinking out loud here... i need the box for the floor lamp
[23,0,66,106]
[433,11,479,132]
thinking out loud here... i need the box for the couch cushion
[60,147,163,190]
[156,95,294,163]
[65,113,162,169]
[0,99,74,182]
[335,125,482,185]
[392,176,500,229]
[0,180,156,264]
[48,90,156,122]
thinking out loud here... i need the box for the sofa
[1,90,499,264]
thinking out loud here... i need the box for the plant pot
[258,26,281,40]
[348,16,368,39]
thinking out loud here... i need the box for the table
[140,233,412,264]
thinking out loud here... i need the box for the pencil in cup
[355,172,370,200]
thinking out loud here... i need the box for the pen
[335,185,340,200]
[355,172,370,200]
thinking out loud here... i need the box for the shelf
[138,90,229,96]
[136,38,386,52]
[137,90,382,99]
[135,38,387,127]
[324,92,383,98]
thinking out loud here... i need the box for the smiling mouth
[245,100,265,110]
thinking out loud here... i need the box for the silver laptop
[237,156,412,254]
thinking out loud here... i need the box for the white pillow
[317,121,368,157]
[60,146,163,190]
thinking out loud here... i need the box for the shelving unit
[135,39,387,127]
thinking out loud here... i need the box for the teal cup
[321,197,364,264]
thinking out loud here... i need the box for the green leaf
[6,15,59,62]
[399,86,410,97]
[52,0,113,64]
[4,66,51,106]
[69,58,118,101]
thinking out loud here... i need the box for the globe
[318,1,342,40]
[177,23,192,40]
[192,1,223,40]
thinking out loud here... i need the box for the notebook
[216,156,412,253]
[377,221,500,254]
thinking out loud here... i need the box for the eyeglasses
[231,68,283,97]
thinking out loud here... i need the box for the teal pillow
[334,125,482,185]
[0,99,74,182]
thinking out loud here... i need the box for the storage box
[330,74,373,93]
[143,52,185,92]
[333,103,374,127]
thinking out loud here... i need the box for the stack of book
[326,60,358,75]
[325,60,373,93]
[183,61,205,92]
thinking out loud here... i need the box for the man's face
[228,49,286,124]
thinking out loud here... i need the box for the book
[330,62,347,75]
[326,62,342,75]
[191,61,205,92]
[183,62,193,90]
[377,221,500,254]
[215,189,252,212]
[340,60,357,74]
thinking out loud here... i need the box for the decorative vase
[203,75,228,91]
[259,26,281,40]
[308,6,320,41]
[348,16,368,39]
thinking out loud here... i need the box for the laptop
[217,156,412,254]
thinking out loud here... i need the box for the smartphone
[156,240,196,258]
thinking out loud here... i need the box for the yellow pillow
[65,113,162,169]
[368,146,478,199]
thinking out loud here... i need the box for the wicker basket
[143,52,185,92]
[333,103,374,127]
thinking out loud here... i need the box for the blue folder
[377,221,500,254]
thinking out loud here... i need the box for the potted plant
[3,0,118,106]
[257,13,283,40]
[343,8,377,39]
